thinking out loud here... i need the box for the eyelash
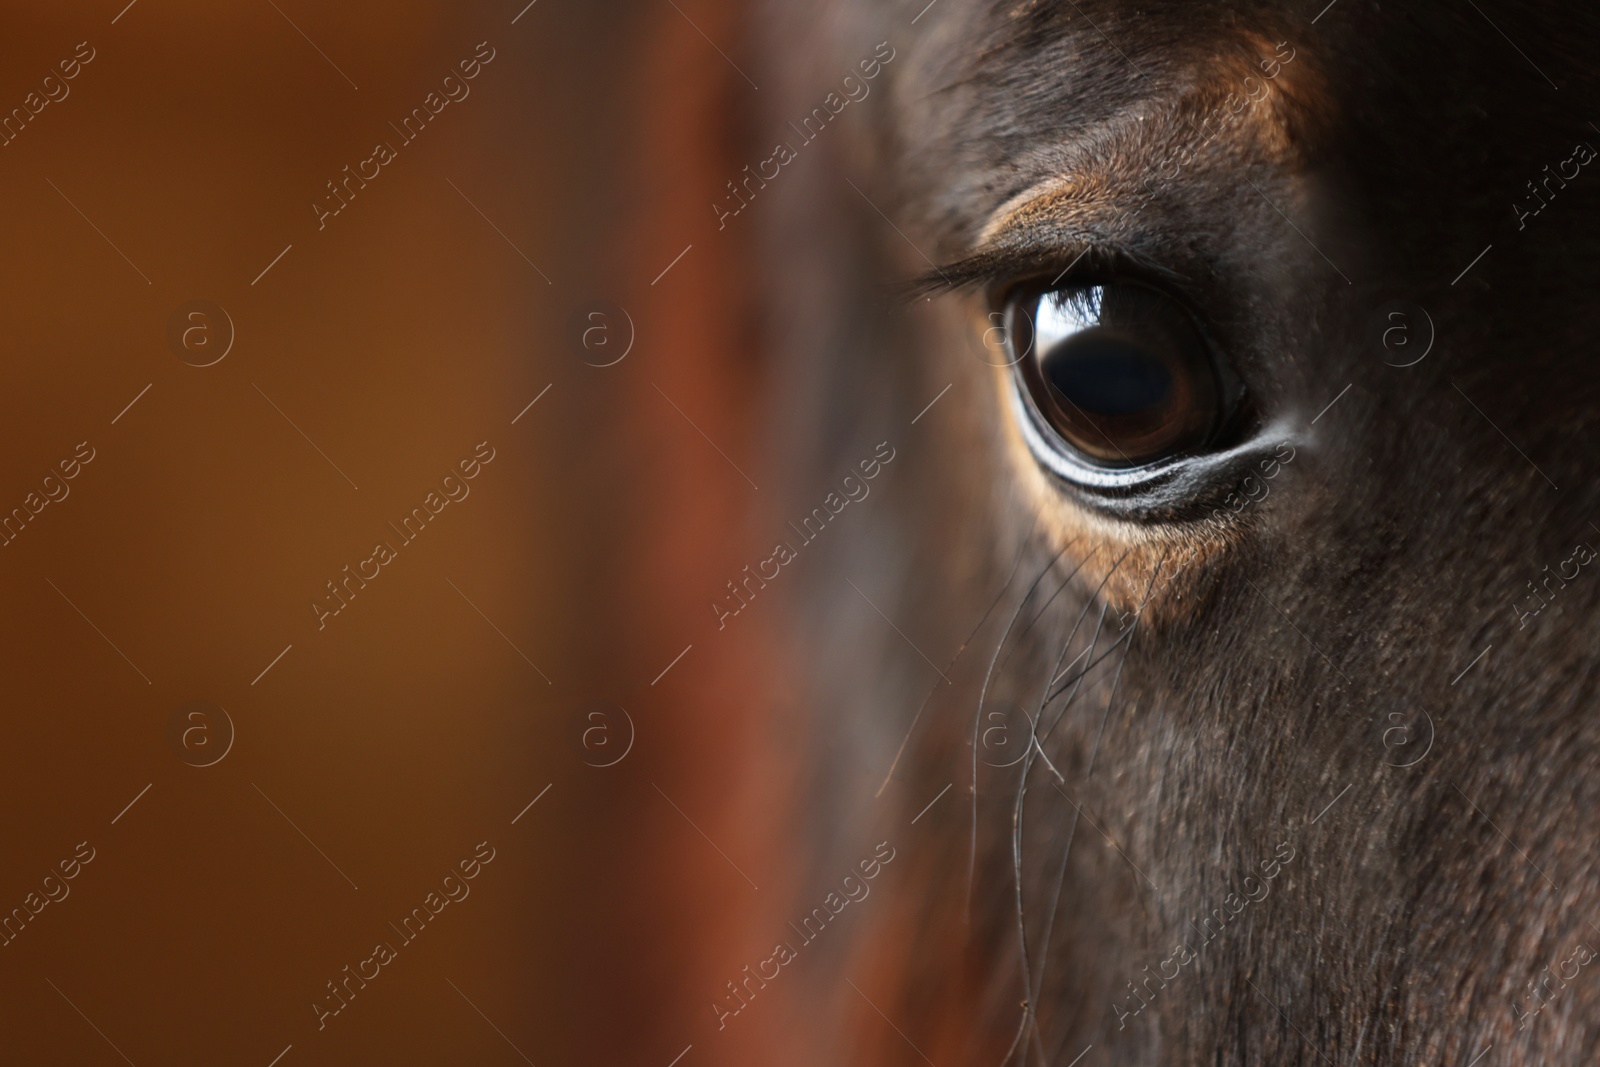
[906,244,1184,303]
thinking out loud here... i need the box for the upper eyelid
[906,185,1190,299]
[905,241,1185,301]
[904,246,1096,299]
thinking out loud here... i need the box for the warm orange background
[0,0,803,1063]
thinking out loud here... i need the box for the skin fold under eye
[1007,282,1225,468]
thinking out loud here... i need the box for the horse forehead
[887,11,1337,229]
[898,0,1487,173]
[971,55,1323,249]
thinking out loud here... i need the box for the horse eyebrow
[908,51,1317,301]
[901,110,1207,302]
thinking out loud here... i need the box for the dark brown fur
[738,1,1600,1063]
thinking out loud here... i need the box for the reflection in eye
[1006,283,1225,468]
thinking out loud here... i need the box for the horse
[622,0,1600,1063]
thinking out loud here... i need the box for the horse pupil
[1040,333,1172,418]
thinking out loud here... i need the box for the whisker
[1030,606,1146,1030]
[1082,553,1165,774]
[1041,634,1131,706]
[1016,596,1118,1057]
[1011,597,1107,1067]
[875,514,1041,798]
[1006,551,1127,1064]
[1049,643,1095,688]
[995,1003,1034,1067]
[968,540,1079,917]
[1038,550,1132,737]
[1017,550,1163,1052]
[1028,730,1068,783]
[994,557,1085,677]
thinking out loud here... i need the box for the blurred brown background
[0,0,806,1063]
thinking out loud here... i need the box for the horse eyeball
[1006,283,1223,467]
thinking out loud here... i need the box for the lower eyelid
[1009,373,1300,521]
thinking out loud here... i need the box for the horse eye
[1005,283,1224,468]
